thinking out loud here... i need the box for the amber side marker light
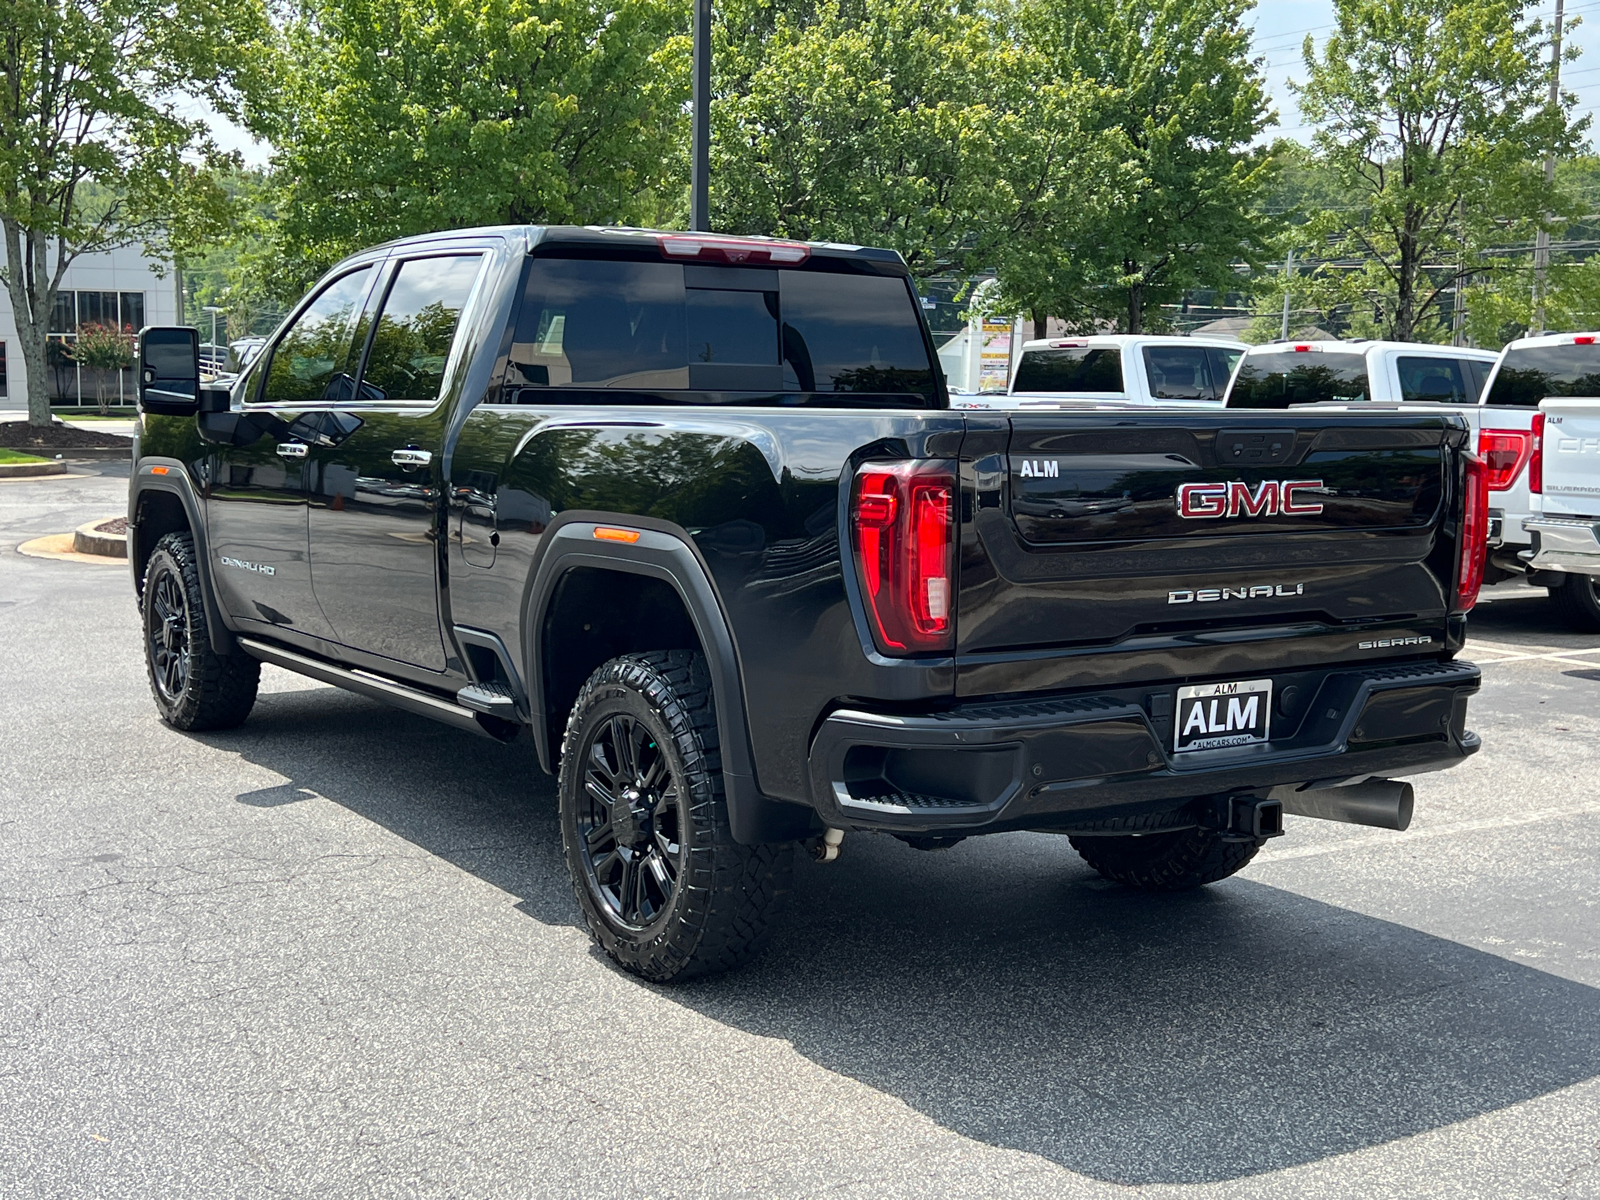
[149,466,170,475]
[593,526,641,544]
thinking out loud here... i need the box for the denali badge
[219,556,276,576]
[1359,635,1433,649]
[1169,583,1304,604]
[1176,479,1325,519]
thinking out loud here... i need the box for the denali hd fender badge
[1176,479,1325,519]
[1169,583,1305,604]
[219,556,276,576]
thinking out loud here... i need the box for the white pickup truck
[1491,332,1600,629]
[1221,339,1548,592]
[952,334,1246,409]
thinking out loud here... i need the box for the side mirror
[137,326,200,415]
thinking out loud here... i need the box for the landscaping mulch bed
[95,517,129,536]
[0,421,131,450]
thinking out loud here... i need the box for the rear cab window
[501,254,937,406]
[1396,355,1474,404]
[1486,344,1600,406]
[1012,347,1124,394]
[1139,345,1241,401]
[1226,351,1371,407]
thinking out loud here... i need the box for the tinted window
[1012,347,1124,393]
[1210,347,1242,388]
[504,258,935,401]
[1397,356,1472,403]
[359,255,482,403]
[1226,352,1370,407]
[1142,345,1217,400]
[1464,358,1490,401]
[777,272,932,395]
[1485,344,1600,406]
[261,267,372,404]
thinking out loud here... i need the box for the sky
[197,0,1600,168]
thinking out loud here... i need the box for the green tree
[0,0,271,426]
[708,0,1124,289]
[264,0,689,296]
[1007,0,1279,334]
[1296,0,1587,342]
[64,322,136,414]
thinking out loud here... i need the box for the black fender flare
[128,458,237,656]
[523,512,813,845]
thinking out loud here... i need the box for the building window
[44,290,147,404]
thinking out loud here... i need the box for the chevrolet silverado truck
[130,225,1487,982]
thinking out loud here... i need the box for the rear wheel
[1549,574,1600,632]
[1069,825,1264,891]
[557,650,793,982]
[140,532,260,731]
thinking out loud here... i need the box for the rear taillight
[851,461,956,654]
[1478,428,1531,490]
[1457,451,1489,611]
[1529,411,1545,494]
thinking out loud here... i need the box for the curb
[0,462,63,478]
[17,534,125,565]
[74,519,127,559]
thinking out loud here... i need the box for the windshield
[1012,347,1124,393]
[1226,352,1371,407]
[1485,344,1600,406]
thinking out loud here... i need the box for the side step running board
[236,636,506,741]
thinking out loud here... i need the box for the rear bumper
[1523,518,1600,575]
[807,659,1480,834]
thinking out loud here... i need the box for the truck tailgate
[1539,397,1600,517]
[956,412,1466,696]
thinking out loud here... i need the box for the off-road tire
[1550,574,1600,632]
[140,532,260,731]
[1069,819,1264,891]
[557,650,793,982]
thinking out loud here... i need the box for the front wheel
[1069,825,1264,891]
[141,532,260,731]
[1549,574,1600,632]
[557,650,793,982]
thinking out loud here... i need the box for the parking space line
[1258,798,1600,864]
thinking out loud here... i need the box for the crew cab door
[206,265,376,638]
[305,252,486,671]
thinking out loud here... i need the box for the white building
[0,243,178,410]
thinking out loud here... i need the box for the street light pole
[690,0,712,232]
[1533,0,1565,333]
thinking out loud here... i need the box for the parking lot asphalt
[3,463,1599,1199]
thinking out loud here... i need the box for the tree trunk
[2,219,58,427]
[1031,309,1047,341]
[1393,214,1420,342]
[1127,278,1145,335]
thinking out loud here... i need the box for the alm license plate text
[1174,679,1272,753]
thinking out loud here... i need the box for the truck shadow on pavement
[216,683,1600,1187]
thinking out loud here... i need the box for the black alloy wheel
[146,564,191,705]
[577,712,684,929]
[139,532,260,731]
[557,651,794,982]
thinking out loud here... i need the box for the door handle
[275,441,308,459]
[391,447,433,469]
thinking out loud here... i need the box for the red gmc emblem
[1176,480,1325,519]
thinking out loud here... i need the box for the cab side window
[260,267,373,404]
[358,255,483,403]
[1397,356,1470,403]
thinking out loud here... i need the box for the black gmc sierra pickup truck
[130,225,1486,981]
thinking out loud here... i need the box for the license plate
[1174,679,1272,752]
